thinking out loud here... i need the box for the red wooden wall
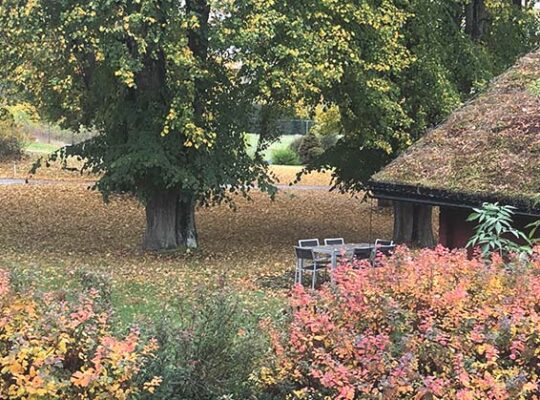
[439,206,538,249]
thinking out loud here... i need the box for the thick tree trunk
[143,190,198,251]
[393,201,436,248]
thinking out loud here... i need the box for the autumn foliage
[0,269,160,399]
[261,246,540,399]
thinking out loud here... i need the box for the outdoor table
[312,243,373,270]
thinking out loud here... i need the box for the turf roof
[371,48,540,211]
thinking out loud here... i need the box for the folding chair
[294,246,327,289]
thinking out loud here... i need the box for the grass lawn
[0,155,377,330]
[23,134,300,162]
[25,141,62,154]
[0,177,393,328]
[245,133,301,161]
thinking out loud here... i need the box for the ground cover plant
[261,246,540,399]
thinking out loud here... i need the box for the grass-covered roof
[372,48,540,210]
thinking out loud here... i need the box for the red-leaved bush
[260,246,540,399]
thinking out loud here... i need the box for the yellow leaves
[24,0,38,16]
[143,376,163,393]
[114,69,136,88]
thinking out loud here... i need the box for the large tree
[0,0,308,250]
[298,0,540,247]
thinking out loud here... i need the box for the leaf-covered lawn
[0,173,390,326]
[1,154,333,186]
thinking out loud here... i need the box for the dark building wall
[439,206,539,249]
[439,207,475,249]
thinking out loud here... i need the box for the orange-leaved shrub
[260,246,540,399]
[0,269,161,399]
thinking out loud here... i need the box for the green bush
[271,147,301,165]
[298,133,324,164]
[139,287,266,400]
[0,117,25,161]
[319,132,338,150]
[288,136,303,155]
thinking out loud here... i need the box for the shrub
[467,202,533,259]
[260,246,540,399]
[319,132,339,150]
[298,133,324,164]
[288,136,303,156]
[0,269,160,399]
[272,148,301,165]
[139,287,266,400]
[0,115,25,161]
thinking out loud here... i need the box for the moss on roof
[372,48,540,208]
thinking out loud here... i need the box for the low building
[369,49,540,249]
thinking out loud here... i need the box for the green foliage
[271,148,300,166]
[310,104,341,151]
[528,78,540,97]
[0,107,25,161]
[466,202,532,258]
[0,0,311,248]
[139,287,265,400]
[303,0,540,192]
[288,136,303,156]
[298,133,323,165]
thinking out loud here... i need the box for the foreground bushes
[139,288,266,400]
[261,246,540,399]
[0,269,160,399]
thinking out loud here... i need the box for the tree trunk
[143,190,198,251]
[465,0,489,41]
[414,204,436,248]
[176,193,198,249]
[393,201,414,245]
[393,201,436,248]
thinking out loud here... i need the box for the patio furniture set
[294,238,396,289]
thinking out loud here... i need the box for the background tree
[297,0,540,246]
[0,0,305,251]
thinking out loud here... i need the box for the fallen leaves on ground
[0,182,392,324]
[269,165,333,186]
[0,157,333,187]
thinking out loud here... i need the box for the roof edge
[368,180,540,217]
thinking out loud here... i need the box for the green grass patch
[245,133,302,161]
[25,141,61,154]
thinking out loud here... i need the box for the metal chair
[299,238,329,263]
[294,246,327,289]
[375,239,394,247]
[324,238,345,246]
[298,239,320,248]
[372,244,396,267]
[353,247,374,261]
